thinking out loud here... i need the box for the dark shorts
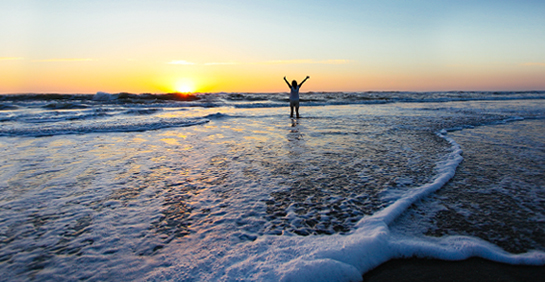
[290,101,300,108]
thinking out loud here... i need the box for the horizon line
[2,89,545,95]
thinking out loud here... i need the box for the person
[283,76,310,118]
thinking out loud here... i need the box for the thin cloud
[522,62,545,67]
[204,62,238,66]
[0,57,24,61]
[35,58,94,62]
[168,60,236,66]
[261,59,351,65]
[167,59,351,66]
[167,60,195,65]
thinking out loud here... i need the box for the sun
[175,80,196,93]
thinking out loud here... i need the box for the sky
[1,0,544,93]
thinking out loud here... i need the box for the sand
[362,257,545,282]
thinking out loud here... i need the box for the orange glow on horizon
[1,57,544,94]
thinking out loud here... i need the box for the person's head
[291,80,297,87]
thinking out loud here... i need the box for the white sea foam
[1,99,544,281]
[0,113,209,137]
[93,91,117,101]
[143,126,544,281]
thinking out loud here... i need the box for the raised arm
[298,76,310,87]
[283,76,292,88]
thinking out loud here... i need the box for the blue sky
[1,0,544,93]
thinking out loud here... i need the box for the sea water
[0,92,544,281]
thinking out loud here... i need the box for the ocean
[1,91,544,281]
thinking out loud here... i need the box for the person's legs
[290,101,300,118]
[290,105,294,118]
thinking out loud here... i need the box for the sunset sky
[1,0,544,93]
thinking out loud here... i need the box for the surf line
[225,129,545,282]
[368,130,463,226]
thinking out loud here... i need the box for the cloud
[522,62,545,67]
[0,57,24,61]
[1,57,96,62]
[167,59,351,66]
[261,59,351,65]
[168,60,236,66]
[35,58,94,62]
[204,62,237,66]
[167,60,195,65]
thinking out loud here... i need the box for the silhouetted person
[284,76,310,118]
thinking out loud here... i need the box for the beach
[363,257,545,282]
[1,92,544,281]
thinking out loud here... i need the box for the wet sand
[363,257,545,282]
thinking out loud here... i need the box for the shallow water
[1,97,544,281]
[391,118,545,254]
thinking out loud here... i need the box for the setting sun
[175,79,196,93]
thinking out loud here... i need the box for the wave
[0,104,18,110]
[0,117,209,137]
[42,102,89,109]
[2,91,544,108]
[203,112,232,119]
[91,92,201,102]
[123,108,163,115]
[0,108,113,124]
